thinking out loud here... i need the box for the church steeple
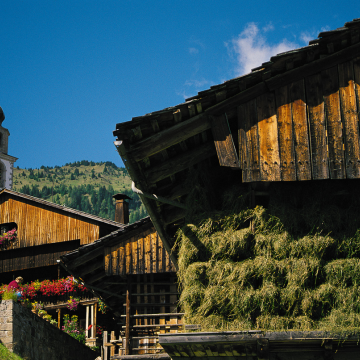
[0,107,18,189]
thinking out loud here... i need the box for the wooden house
[0,188,124,283]
[112,18,360,262]
[60,216,181,357]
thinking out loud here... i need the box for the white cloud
[189,47,199,55]
[300,32,314,45]
[228,22,298,76]
[184,79,209,88]
[262,23,274,32]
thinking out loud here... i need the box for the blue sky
[0,1,358,169]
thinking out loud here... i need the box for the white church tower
[0,107,17,189]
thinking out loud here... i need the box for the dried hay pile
[176,178,360,333]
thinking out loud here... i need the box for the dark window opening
[0,222,17,234]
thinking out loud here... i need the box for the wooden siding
[0,240,80,272]
[237,59,360,182]
[0,197,100,248]
[104,227,176,276]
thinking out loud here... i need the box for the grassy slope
[12,163,132,197]
[0,344,24,360]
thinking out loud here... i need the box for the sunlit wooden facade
[0,189,123,276]
[104,226,175,276]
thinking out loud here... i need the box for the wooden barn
[112,18,360,259]
[107,18,360,360]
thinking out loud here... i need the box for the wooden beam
[211,114,240,168]
[77,259,103,277]
[127,114,212,161]
[85,271,106,284]
[65,248,102,269]
[144,141,216,184]
[162,207,187,225]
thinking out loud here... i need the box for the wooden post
[91,304,95,339]
[103,331,108,360]
[125,278,131,355]
[94,302,97,341]
[57,308,61,329]
[111,331,115,357]
[85,305,89,338]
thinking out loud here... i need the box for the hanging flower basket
[0,228,17,250]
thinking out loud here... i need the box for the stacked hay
[176,179,360,332]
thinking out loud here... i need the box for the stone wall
[0,300,100,360]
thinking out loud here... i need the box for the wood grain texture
[322,66,346,179]
[338,61,360,178]
[289,80,312,180]
[0,198,100,250]
[257,92,281,181]
[108,227,175,275]
[305,73,329,179]
[275,85,296,181]
[238,99,261,182]
[211,114,240,168]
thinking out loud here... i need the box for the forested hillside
[12,161,147,223]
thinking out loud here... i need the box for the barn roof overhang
[113,19,360,261]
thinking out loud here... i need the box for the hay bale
[324,259,360,286]
[176,176,360,333]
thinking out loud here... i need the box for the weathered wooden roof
[0,188,123,228]
[113,19,360,260]
[159,331,360,360]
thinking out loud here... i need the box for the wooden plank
[104,248,111,275]
[305,72,329,179]
[352,59,360,176]
[112,248,119,276]
[119,241,126,276]
[151,232,157,274]
[338,61,360,178]
[289,79,312,180]
[247,99,261,182]
[211,114,240,168]
[238,100,261,182]
[257,92,281,181]
[237,104,249,175]
[275,85,296,181]
[322,66,346,179]
[138,232,145,274]
[132,236,138,274]
[126,239,132,274]
[158,230,163,273]
[145,230,151,273]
